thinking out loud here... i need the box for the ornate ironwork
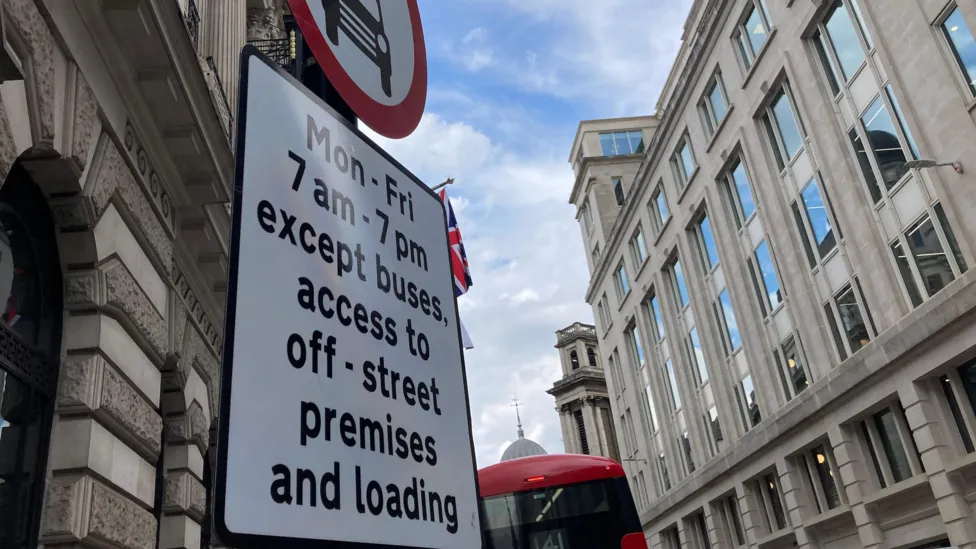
[184,0,201,50]
[249,37,293,70]
[0,323,57,399]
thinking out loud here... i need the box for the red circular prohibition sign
[287,0,428,139]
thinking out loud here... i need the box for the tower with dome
[500,398,548,462]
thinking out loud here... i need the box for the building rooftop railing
[556,322,597,345]
[249,37,294,72]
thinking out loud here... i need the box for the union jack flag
[439,188,473,297]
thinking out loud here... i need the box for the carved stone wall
[246,0,286,41]
[0,5,227,549]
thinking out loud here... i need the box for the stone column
[201,0,246,113]
[828,425,888,549]
[703,501,731,549]
[775,457,816,549]
[737,484,767,546]
[558,408,577,454]
[899,382,976,548]
[581,398,604,455]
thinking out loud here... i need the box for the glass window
[835,285,870,354]
[707,405,723,450]
[659,453,671,490]
[849,0,873,49]
[891,240,923,307]
[651,185,670,231]
[613,177,625,206]
[861,96,910,190]
[823,2,866,81]
[591,244,600,266]
[811,445,842,510]
[874,408,913,483]
[754,240,784,311]
[940,374,974,453]
[726,160,756,227]
[665,359,681,410]
[770,90,804,162]
[718,289,742,353]
[616,262,630,298]
[905,213,956,297]
[696,214,720,270]
[724,494,746,546]
[738,375,762,428]
[671,260,689,309]
[797,180,837,260]
[849,127,882,203]
[673,136,696,185]
[628,326,646,369]
[763,474,787,530]
[600,130,646,156]
[680,432,695,473]
[885,85,919,160]
[738,3,770,67]
[645,384,659,432]
[709,80,728,124]
[687,327,709,384]
[778,335,809,398]
[942,7,976,97]
[631,226,648,265]
[647,295,666,341]
[935,203,968,273]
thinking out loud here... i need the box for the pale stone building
[0,1,288,549]
[548,322,622,465]
[570,1,976,548]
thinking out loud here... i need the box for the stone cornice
[172,251,223,356]
[585,0,726,305]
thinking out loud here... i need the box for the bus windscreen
[481,477,641,549]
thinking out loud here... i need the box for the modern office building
[569,1,976,548]
[0,1,294,549]
[549,322,622,464]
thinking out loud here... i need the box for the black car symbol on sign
[323,0,393,97]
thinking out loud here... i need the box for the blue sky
[364,0,693,466]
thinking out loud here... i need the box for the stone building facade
[570,0,976,548]
[0,1,285,549]
[549,322,621,464]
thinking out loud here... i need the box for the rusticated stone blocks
[40,476,157,549]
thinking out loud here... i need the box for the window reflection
[943,7,976,96]
[719,290,742,352]
[665,359,681,410]
[755,241,783,310]
[905,214,955,296]
[740,375,762,427]
[709,81,727,123]
[688,328,708,384]
[824,3,865,81]
[698,216,719,270]
[0,215,40,347]
[672,260,689,309]
[729,161,756,224]
[861,96,909,190]
[781,335,808,396]
[835,286,870,353]
[800,181,836,258]
[772,92,803,160]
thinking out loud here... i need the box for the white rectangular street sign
[214,47,483,549]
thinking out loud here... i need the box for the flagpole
[431,177,455,192]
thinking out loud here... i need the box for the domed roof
[501,435,548,462]
[500,398,547,462]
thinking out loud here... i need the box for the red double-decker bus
[478,454,648,549]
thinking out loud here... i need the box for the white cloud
[362,114,591,466]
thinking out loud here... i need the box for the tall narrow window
[613,176,626,206]
[627,326,646,369]
[752,240,784,312]
[695,213,720,271]
[774,334,809,399]
[650,184,670,235]
[680,432,696,473]
[736,375,762,429]
[716,289,742,354]
[581,201,594,234]
[670,259,689,310]
[942,7,976,97]
[645,384,659,432]
[631,226,649,266]
[615,261,630,300]
[792,178,837,267]
[816,2,866,84]
[859,96,909,190]
[725,159,756,228]
[659,453,672,490]
[700,72,729,136]
[736,1,772,69]
[763,85,805,169]
[664,359,681,411]
[704,405,723,455]
[646,294,666,341]
[671,134,697,188]
[687,327,709,385]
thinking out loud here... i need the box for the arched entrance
[0,163,64,549]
